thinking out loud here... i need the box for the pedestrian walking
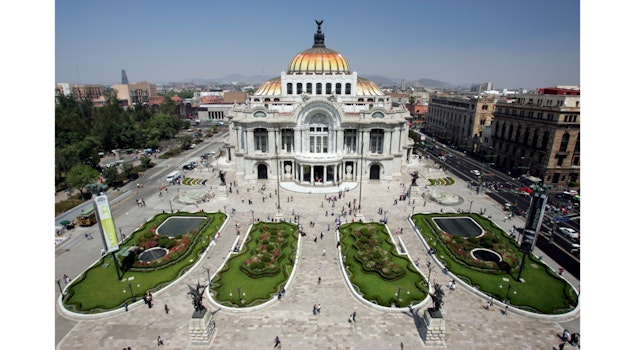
[320,232,324,240]
[348,314,353,323]
[164,304,169,314]
[322,248,326,256]
[562,329,570,342]
[352,311,356,322]
[157,336,164,346]
[274,336,281,348]
[318,276,321,284]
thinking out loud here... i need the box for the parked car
[183,162,196,170]
[559,227,579,239]
[470,170,481,176]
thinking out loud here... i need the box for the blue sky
[54,0,581,90]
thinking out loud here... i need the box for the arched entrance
[369,164,380,180]
[257,164,268,179]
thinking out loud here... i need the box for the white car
[470,170,481,176]
[559,227,579,239]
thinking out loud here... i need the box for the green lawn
[339,222,428,307]
[209,222,298,307]
[412,213,578,314]
[62,212,226,313]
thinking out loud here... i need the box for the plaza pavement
[55,157,580,350]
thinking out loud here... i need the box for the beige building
[56,83,105,102]
[487,87,580,188]
[424,94,496,153]
[112,81,157,106]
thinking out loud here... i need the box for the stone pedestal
[189,308,216,346]
[422,308,446,347]
[410,185,421,198]
[216,184,229,198]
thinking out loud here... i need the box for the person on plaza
[157,336,164,346]
[562,329,570,342]
[352,311,356,322]
[322,248,326,256]
[164,304,169,314]
[316,304,321,314]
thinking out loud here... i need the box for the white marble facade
[226,21,414,185]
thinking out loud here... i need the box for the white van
[166,171,181,183]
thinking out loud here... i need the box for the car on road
[183,162,196,170]
[470,170,481,176]
[559,227,579,239]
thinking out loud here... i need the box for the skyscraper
[121,69,129,84]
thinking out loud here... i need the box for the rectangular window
[344,130,356,153]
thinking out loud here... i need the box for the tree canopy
[55,93,188,189]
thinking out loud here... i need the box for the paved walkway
[55,159,580,350]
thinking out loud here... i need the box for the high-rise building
[121,69,129,84]
[226,21,413,183]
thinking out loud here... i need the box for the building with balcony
[226,21,413,184]
[487,87,580,188]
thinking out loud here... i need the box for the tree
[66,164,100,199]
[120,162,135,179]
[140,155,152,170]
[101,165,119,186]
[180,134,194,150]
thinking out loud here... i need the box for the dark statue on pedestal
[219,171,226,186]
[410,171,419,186]
[428,283,445,318]
[187,282,208,316]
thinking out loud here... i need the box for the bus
[77,207,97,227]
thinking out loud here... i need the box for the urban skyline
[55,0,581,91]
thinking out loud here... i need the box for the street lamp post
[499,279,517,304]
[128,282,136,302]
[202,267,210,284]
[56,279,64,295]
[251,209,254,223]
[469,200,473,213]
[426,260,435,285]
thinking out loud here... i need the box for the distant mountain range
[167,74,455,89]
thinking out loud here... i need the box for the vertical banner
[519,192,548,253]
[93,195,120,253]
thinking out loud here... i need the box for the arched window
[306,83,312,94]
[316,83,322,95]
[345,83,351,95]
[308,113,330,154]
[336,83,342,94]
[296,83,303,94]
[326,83,332,94]
[286,83,292,95]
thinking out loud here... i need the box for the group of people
[560,329,580,348]
[446,279,456,291]
[143,291,153,308]
[312,304,321,315]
